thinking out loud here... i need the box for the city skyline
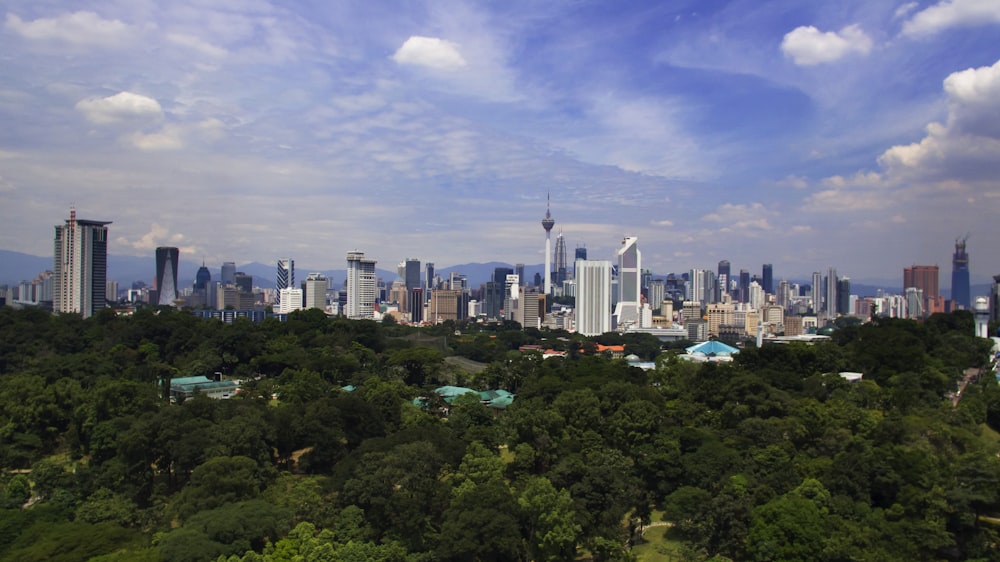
[1,1,999,279]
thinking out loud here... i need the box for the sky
[1,0,999,284]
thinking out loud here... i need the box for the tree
[518,476,581,562]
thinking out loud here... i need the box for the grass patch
[979,423,1000,449]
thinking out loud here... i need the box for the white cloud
[651,219,674,227]
[166,33,228,58]
[5,11,131,47]
[702,203,773,231]
[75,92,163,124]
[776,175,809,189]
[128,118,226,151]
[902,0,1000,36]
[116,223,199,255]
[894,2,920,19]
[392,36,467,70]
[781,24,873,66]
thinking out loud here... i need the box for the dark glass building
[951,237,970,309]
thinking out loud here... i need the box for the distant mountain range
[1,249,993,298]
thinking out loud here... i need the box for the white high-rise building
[749,281,765,310]
[303,273,327,310]
[614,236,641,329]
[53,209,111,319]
[346,251,377,319]
[687,269,704,302]
[576,260,612,336]
[278,288,303,314]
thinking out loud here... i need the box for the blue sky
[1,0,999,283]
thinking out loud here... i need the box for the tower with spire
[541,193,555,294]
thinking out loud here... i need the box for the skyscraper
[739,269,750,304]
[194,262,211,291]
[425,262,435,294]
[952,237,970,310]
[554,231,567,285]
[155,246,179,306]
[837,277,851,315]
[541,193,555,294]
[221,262,236,286]
[811,271,823,313]
[717,260,731,301]
[614,236,641,328]
[276,258,294,308]
[346,251,377,319]
[303,272,327,310]
[762,264,773,295]
[826,267,838,318]
[53,209,111,319]
[576,260,612,336]
[904,265,940,317]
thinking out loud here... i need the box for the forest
[0,305,999,561]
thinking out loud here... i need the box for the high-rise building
[346,251,377,319]
[576,260,612,336]
[155,247,179,306]
[221,262,236,286]
[275,258,294,308]
[687,269,704,302]
[53,209,111,319]
[739,269,750,304]
[648,279,666,313]
[194,263,211,291]
[278,288,303,314]
[574,246,587,281]
[951,237,970,310]
[717,260,731,302]
[515,285,541,329]
[503,274,520,321]
[554,231,568,285]
[410,288,424,323]
[425,262,435,294]
[429,289,467,323]
[541,193,555,294]
[811,271,822,313]
[485,267,513,320]
[234,272,253,294]
[614,236,641,329]
[303,272,327,310]
[837,277,851,315]
[762,264,773,295]
[904,265,940,318]
[515,264,526,287]
[826,267,838,318]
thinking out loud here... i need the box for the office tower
[706,303,734,336]
[410,288,424,323]
[762,264,773,295]
[515,285,541,329]
[904,265,940,317]
[346,251,377,319]
[304,273,327,310]
[404,258,420,292]
[430,289,467,322]
[739,269,750,303]
[553,231,568,286]
[449,272,467,291]
[641,269,653,293]
[952,237,970,310]
[53,209,111,319]
[234,272,253,293]
[194,263,211,291]
[906,287,924,318]
[541,193,555,294]
[614,236,641,328]
[576,260,612,336]
[687,269,704,302]
[278,288,303,314]
[155,246,179,306]
[826,267,838,317]
[485,267,513,320]
[718,260,731,281]
[811,272,823,313]
[515,264,526,287]
[702,270,716,305]
[975,297,990,338]
[837,277,851,315]
[221,262,236,286]
[425,262,435,294]
[275,258,294,308]
[717,260,730,302]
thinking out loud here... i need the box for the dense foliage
[0,305,998,561]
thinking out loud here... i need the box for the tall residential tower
[53,209,111,319]
[346,251,377,319]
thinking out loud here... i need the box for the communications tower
[541,193,555,294]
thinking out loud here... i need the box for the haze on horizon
[1,0,999,281]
